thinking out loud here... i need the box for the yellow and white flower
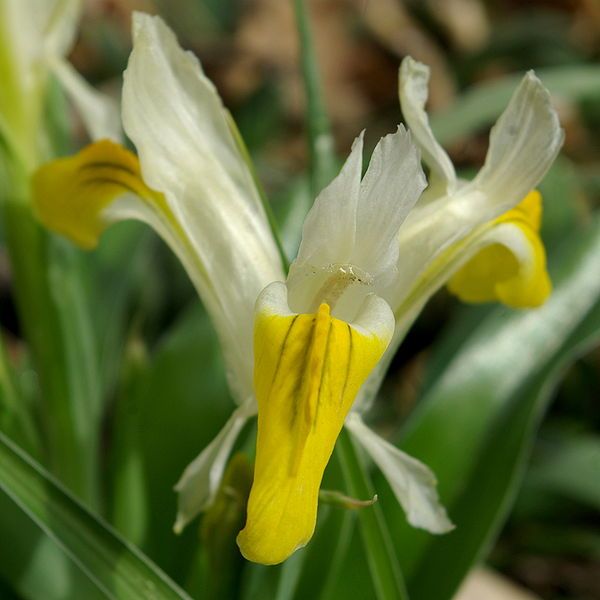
[32,14,563,566]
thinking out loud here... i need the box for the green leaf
[336,430,408,600]
[431,65,600,145]
[0,431,191,599]
[385,214,600,599]
[0,491,105,600]
[527,433,600,511]
[108,303,234,582]
[0,161,103,507]
[0,325,39,455]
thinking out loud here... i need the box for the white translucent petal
[255,281,294,317]
[293,132,364,271]
[471,71,564,214]
[173,399,256,533]
[355,125,427,281]
[399,57,456,195]
[49,58,121,142]
[103,195,204,296]
[288,127,426,315]
[352,294,396,343]
[122,13,284,401]
[345,414,453,533]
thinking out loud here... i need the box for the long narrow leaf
[0,431,191,600]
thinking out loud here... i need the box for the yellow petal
[237,286,392,565]
[32,139,163,249]
[447,190,551,308]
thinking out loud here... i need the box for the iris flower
[33,14,563,565]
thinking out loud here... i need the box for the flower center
[309,263,373,313]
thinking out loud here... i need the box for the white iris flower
[33,14,563,565]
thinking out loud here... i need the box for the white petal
[356,125,427,280]
[289,126,426,311]
[48,58,121,142]
[471,71,564,213]
[122,13,284,401]
[293,132,364,271]
[173,399,256,533]
[399,57,456,195]
[345,414,453,533]
[352,293,396,343]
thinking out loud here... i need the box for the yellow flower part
[32,139,164,249]
[237,284,392,565]
[447,190,551,308]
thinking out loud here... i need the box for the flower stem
[293,0,338,196]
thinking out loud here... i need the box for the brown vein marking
[79,161,139,177]
[79,177,141,196]
[268,315,299,399]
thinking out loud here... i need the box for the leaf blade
[0,431,191,600]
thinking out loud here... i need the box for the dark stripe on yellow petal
[32,139,162,249]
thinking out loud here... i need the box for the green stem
[293,0,338,196]
[336,429,408,600]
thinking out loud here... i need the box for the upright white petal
[399,57,456,196]
[288,127,426,317]
[345,414,453,533]
[293,132,364,271]
[471,71,564,214]
[174,399,256,534]
[294,126,425,280]
[122,13,284,401]
[356,126,427,281]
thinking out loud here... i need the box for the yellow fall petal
[237,298,391,565]
[32,139,164,248]
[447,190,551,308]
